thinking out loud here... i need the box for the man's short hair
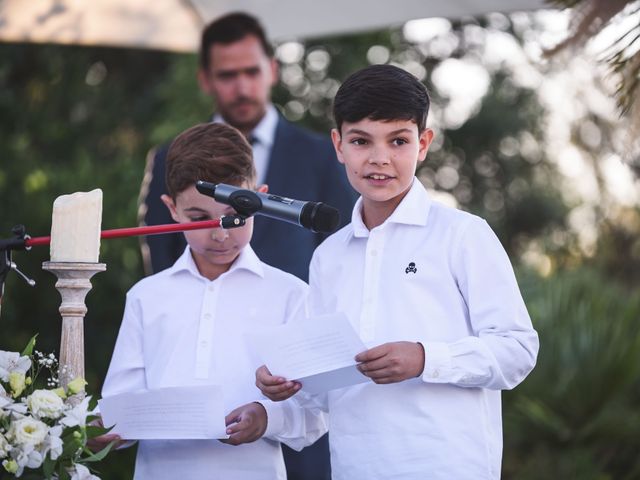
[165,123,255,198]
[200,12,274,70]
[333,64,430,133]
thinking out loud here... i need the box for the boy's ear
[161,194,180,223]
[418,128,435,163]
[257,184,269,194]
[330,129,345,164]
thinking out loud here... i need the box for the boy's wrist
[415,342,426,377]
[252,401,268,438]
[257,399,286,438]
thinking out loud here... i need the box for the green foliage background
[1,16,639,479]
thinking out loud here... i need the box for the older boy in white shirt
[102,123,326,480]
[257,64,539,479]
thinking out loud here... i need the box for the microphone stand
[0,214,248,399]
[0,225,36,321]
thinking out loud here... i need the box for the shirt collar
[350,178,432,238]
[212,104,278,147]
[249,104,278,147]
[168,244,265,280]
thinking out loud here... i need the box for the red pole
[24,219,223,248]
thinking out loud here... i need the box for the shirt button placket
[361,231,382,342]
[196,282,218,379]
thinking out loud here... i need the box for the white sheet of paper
[98,385,228,440]
[247,312,370,394]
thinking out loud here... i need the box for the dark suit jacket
[140,115,357,281]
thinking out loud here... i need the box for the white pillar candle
[50,189,103,263]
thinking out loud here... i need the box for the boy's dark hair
[165,123,255,199]
[333,64,430,133]
[200,12,274,70]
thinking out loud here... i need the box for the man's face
[198,35,277,134]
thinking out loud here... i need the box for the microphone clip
[220,215,248,229]
[221,190,261,228]
[227,190,262,218]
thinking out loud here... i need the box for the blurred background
[1,1,639,478]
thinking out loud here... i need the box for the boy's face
[198,35,278,135]
[161,183,255,280]
[331,118,433,227]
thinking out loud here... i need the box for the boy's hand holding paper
[356,341,426,384]
[256,365,302,401]
[249,312,370,395]
[222,402,268,445]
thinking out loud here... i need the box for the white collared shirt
[300,178,539,479]
[103,245,326,480]
[214,104,278,185]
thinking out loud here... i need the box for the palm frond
[545,0,631,55]
[545,0,640,167]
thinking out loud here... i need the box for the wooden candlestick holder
[42,261,106,399]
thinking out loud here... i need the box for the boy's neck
[361,203,393,230]
[361,187,412,231]
[189,248,236,281]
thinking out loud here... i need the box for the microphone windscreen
[301,202,341,233]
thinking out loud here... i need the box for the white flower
[27,389,65,419]
[8,417,48,447]
[0,433,10,459]
[70,463,100,480]
[0,351,31,382]
[60,396,90,428]
[15,443,44,470]
[0,384,12,412]
[43,425,63,461]
[4,401,28,415]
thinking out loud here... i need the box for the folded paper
[247,312,370,394]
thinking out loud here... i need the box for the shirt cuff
[258,399,285,439]
[420,341,452,383]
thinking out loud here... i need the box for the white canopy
[0,0,550,52]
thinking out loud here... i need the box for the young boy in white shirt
[256,64,539,479]
[101,123,326,480]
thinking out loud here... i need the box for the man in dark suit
[139,12,356,480]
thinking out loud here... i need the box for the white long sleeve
[420,217,538,390]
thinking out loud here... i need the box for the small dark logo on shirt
[405,262,417,274]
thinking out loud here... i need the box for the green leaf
[21,334,38,356]
[60,434,83,458]
[87,396,99,412]
[42,454,56,479]
[85,424,114,439]
[81,441,115,463]
[57,463,71,480]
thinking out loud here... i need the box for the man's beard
[220,97,265,131]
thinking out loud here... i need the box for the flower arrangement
[0,336,113,479]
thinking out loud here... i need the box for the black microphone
[195,181,341,234]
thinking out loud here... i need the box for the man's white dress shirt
[103,246,326,480]
[298,178,539,480]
